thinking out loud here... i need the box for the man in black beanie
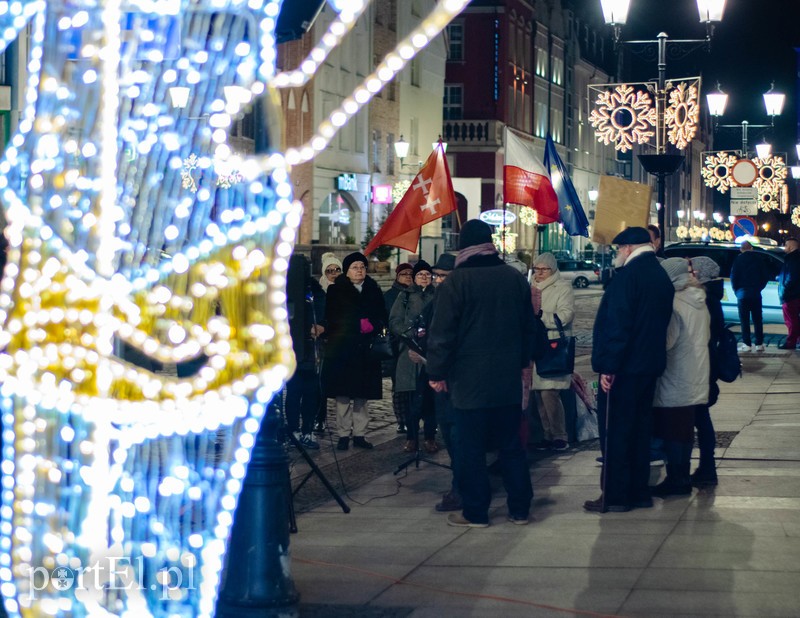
[586,226,674,513]
[426,219,536,527]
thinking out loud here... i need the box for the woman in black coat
[324,252,387,451]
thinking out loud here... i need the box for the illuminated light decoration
[491,225,517,254]
[751,154,787,210]
[392,179,412,205]
[479,209,517,226]
[676,225,690,239]
[589,83,657,153]
[0,0,466,616]
[792,206,800,228]
[259,0,471,170]
[664,81,700,150]
[701,151,737,193]
[688,225,708,239]
[518,206,538,226]
[182,152,244,193]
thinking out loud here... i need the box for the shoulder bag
[535,313,575,378]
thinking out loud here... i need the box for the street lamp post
[706,83,785,156]
[600,0,725,250]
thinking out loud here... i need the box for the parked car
[663,241,785,324]
[557,259,601,288]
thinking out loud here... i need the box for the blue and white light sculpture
[0,0,469,616]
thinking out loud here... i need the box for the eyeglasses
[415,271,432,277]
[532,267,552,273]
[433,272,449,279]
[325,267,342,274]
[397,271,413,277]
[348,264,366,271]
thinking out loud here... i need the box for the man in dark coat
[384,262,414,433]
[324,252,387,450]
[587,226,674,513]
[778,238,800,350]
[427,220,536,527]
[730,240,768,352]
[285,254,326,449]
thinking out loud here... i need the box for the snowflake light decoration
[676,225,690,239]
[702,151,738,193]
[792,206,800,228]
[492,225,517,254]
[393,179,412,204]
[589,84,657,152]
[665,82,700,150]
[518,206,538,226]
[752,154,787,207]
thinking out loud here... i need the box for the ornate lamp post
[596,0,726,249]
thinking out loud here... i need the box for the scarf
[530,272,559,314]
[454,242,498,267]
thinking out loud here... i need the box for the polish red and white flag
[503,128,559,223]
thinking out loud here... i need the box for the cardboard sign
[591,176,652,245]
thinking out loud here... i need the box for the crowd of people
[285,221,800,524]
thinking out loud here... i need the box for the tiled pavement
[286,299,800,616]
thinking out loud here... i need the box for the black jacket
[592,251,674,377]
[778,250,800,302]
[731,250,768,300]
[704,278,725,407]
[288,276,326,370]
[427,254,536,410]
[323,274,387,400]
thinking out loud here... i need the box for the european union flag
[543,134,590,237]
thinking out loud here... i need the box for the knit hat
[459,219,493,249]
[612,226,651,246]
[396,262,413,274]
[342,252,368,273]
[691,256,720,284]
[661,257,691,290]
[533,252,558,273]
[433,253,456,271]
[321,252,342,274]
[412,260,432,277]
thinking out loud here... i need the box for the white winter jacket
[531,274,575,391]
[653,285,710,407]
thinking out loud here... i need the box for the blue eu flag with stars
[543,134,590,237]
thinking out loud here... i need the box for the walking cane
[600,378,612,512]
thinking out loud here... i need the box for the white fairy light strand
[272,0,369,88]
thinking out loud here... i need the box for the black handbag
[368,328,394,361]
[535,313,575,378]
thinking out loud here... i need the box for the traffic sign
[730,186,759,216]
[732,216,756,238]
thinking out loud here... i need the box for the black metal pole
[216,397,299,616]
[656,33,667,250]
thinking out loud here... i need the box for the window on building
[448,23,464,61]
[410,57,421,87]
[508,21,516,64]
[372,130,381,172]
[410,117,419,156]
[552,57,563,86]
[535,101,548,138]
[443,84,463,120]
[535,44,548,78]
[387,133,395,175]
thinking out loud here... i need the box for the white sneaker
[754,344,765,352]
[737,342,750,352]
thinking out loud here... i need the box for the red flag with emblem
[364,142,457,255]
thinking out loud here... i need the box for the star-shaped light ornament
[0,0,471,616]
[701,151,737,193]
[589,84,657,152]
[518,206,538,226]
[664,82,700,150]
[792,206,800,228]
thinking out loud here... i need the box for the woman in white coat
[530,252,575,451]
[651,257,710,497]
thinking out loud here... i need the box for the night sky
[573,0,800,158]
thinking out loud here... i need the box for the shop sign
[479,209,517,226]
[371,184,392,204]
[336,173,358,191]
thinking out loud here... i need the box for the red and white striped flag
[503,128,559,223]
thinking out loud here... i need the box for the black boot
[337,437,349,451]
[652,464,692,497]
[691,467,718,487]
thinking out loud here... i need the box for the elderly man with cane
[585,227,674,513]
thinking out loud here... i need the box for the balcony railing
[442,119,504,148]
